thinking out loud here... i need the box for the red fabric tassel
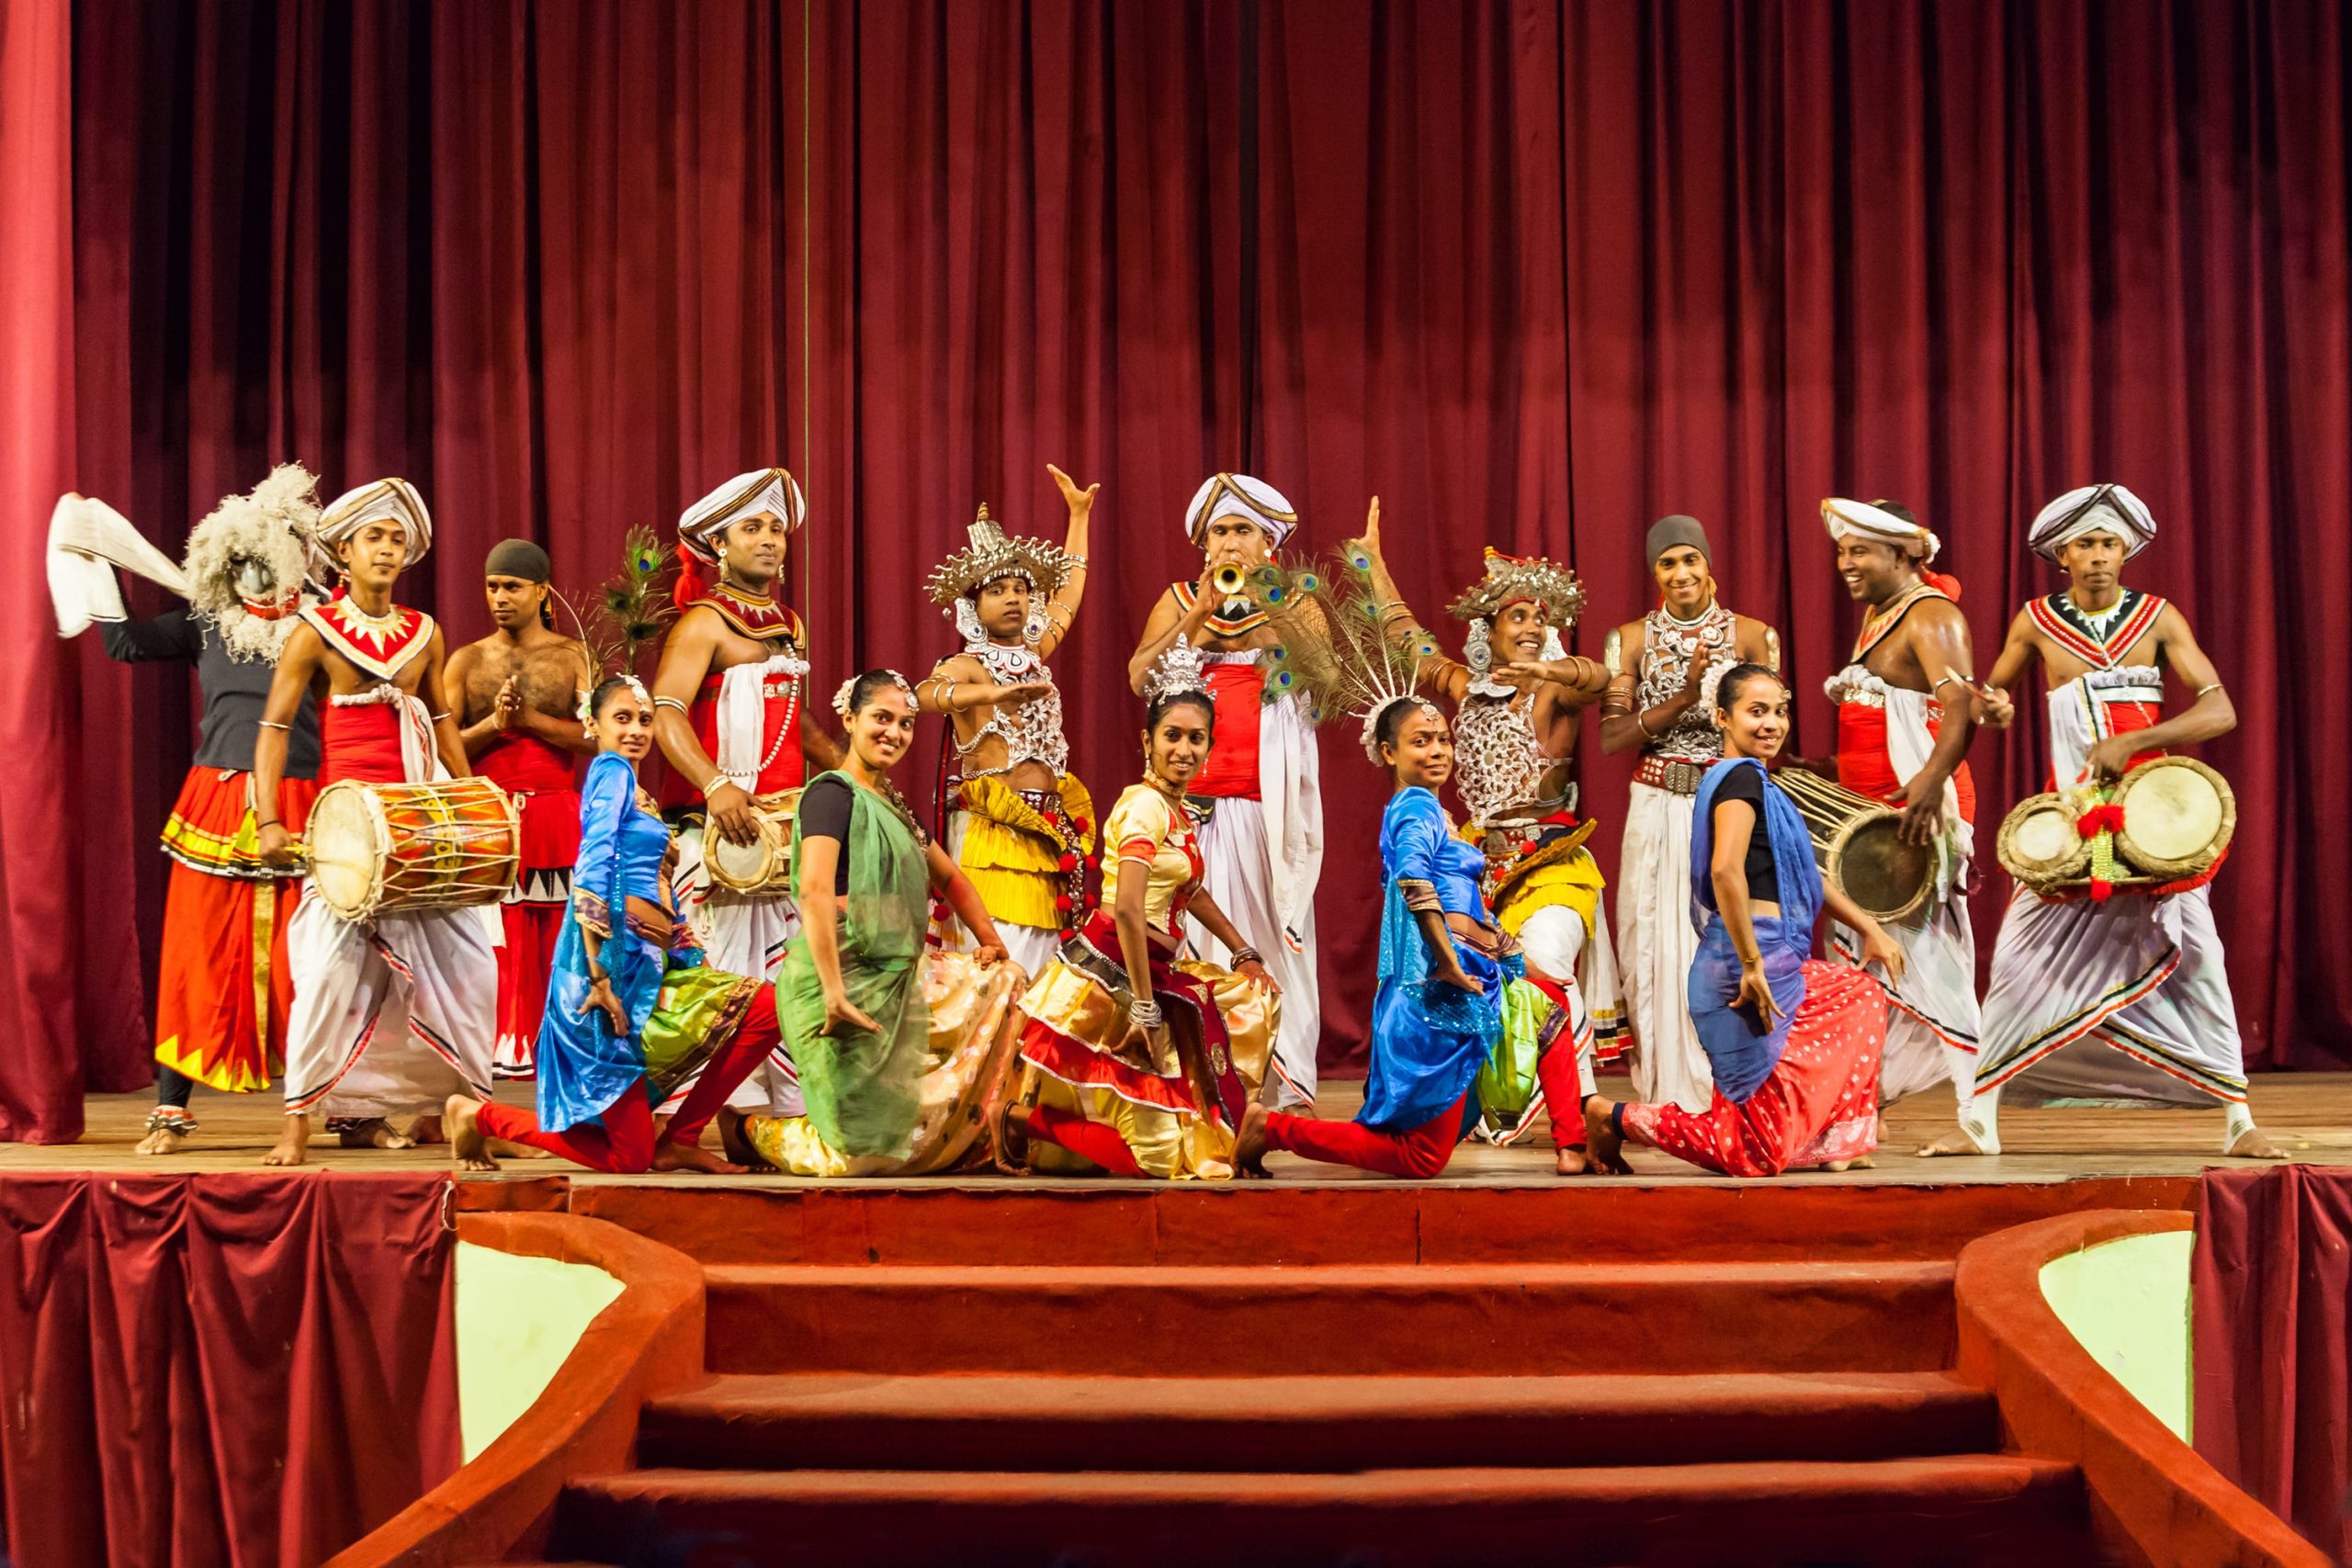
[672,545,710,613]
[2076,803,2126,838]
[2089,877,2116,902]
[1922,568,1963,602]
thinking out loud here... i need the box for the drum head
[707,816,782,890]
[1835,817,1933,926]
[304,782,387,919]
[2009,803,2081,871]
[2120,761,2225,863]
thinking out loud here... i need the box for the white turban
[2029,483,2154,562]
[1822,496,1941,562]
[313,478,432,573]
[1185,472,1298,547]
[679,467,805,563]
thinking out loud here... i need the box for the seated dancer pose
[919,466,1099,976]
[1237,693,1546,1181]
[1002,640,1281,1179]
[447,677,785,1173]
[1812,498,1983,1106]
[445,538,594,1077]
[1584,666,1905,1179]
[1128,474,1327,1109]
[653,468,840,1115]
[49,469,324,1154]
[1927,486,2283,1159]
[1597,515,1779,1114]
[255,479,498,1165]
[720,671,1029,1176]
[1351,500,1627,1174]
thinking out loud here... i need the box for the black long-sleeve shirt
[102,609,321,778]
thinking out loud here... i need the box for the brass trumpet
[1211,562,1250,599]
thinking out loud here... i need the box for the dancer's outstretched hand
[1048,463,1100,518]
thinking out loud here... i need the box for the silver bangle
[1230,946,1263,968]
[1064,553,1089,570]
[2196,682,2223,696]
[1128,997,1164,1029]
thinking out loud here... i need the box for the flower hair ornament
[1142,636,1212,705]
[832,670,915,720]
[577,674,651,732]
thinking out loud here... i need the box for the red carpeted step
[638,1370,1997,1472]
[700,1260,1957,1375]
[550,1456,2090,1566]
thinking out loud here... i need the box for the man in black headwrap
[442,538,594,1076]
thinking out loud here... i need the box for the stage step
[638,1370,1997,1472]
[701,1260,1957,1375]
[549,1456,2089,1566]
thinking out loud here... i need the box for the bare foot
[1555,1145,1591,1177]
[409,1114,447,1145]
[1232,1103,1271,1177]
[1581,1097,1634,1175]
[1916,1128,1992,1158]
[445,1096,500,1172]
[339,1118,416,1151]
[1823,1156,1874,1173]
[135,1124,191,1156]
[653,1136,746,1175]
[2226,1124,2290,1159]
[262,1115,312,1167]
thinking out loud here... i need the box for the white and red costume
[1973,489,2251,1129]
[281,500,500,1120]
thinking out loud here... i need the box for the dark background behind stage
[1,0,2344,1139]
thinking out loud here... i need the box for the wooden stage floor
[6,1073,2349,1188]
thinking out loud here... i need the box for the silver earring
[1023,603,1050,646]
[1465,618,1493,674]
[955,598,983,646]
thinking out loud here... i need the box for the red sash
[1835,702,1976,826]
[479,734,582,869]
[656,670,808,811]
[320,705,406,785]
[1190,663,1264,799]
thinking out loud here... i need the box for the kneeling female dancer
[722,670,1029,1176]
[448,676,783,1172]
[1585,665,1906,1177]
[1236,698,1541,1179]
[1001,641,1281,1179]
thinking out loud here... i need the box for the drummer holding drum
[254,479,503,1167]
[1928,486,2284,1159]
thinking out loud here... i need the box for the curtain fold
[10,0,2342,1121]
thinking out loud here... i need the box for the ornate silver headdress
[1446,547,1585,627]
[925,504,1071,608]
[1141,637,1211,705]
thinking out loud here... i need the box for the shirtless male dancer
[445,538,594,1076]
[255,479,499,1166]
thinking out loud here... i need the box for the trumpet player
[1926,486,2280,1159]
[1127,474,1329,1110]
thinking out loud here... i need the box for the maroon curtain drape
[8,0,2345,1134]
[0,1172,461,1567]
[2191,1166,2352,1562]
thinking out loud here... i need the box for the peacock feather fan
[1310,546,1442,762]
[564,525,676,679]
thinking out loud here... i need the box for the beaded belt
[1634,754,1716,795]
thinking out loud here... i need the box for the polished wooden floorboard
[6,1074,2347,1187]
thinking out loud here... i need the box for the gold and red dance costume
[1167,475,1324,1110]
[477,729,577,1074]
[1011,779,1279,1179]
[472,750,779,1169]
[1970,488,2258,1149]
[1819,499,1982,1103]
[922,504,1096,978]
[1261,784,1542,1179]
[49,469,327,1122]
[736,769,1026,1176]
[1360,541,1626,1151]
[279,481,500,1120]
[1603,516,1780,1113]
[656,468,816,1115]
[1617,760,1886,1177]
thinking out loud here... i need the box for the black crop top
[796,774,930,896]
[1709,765,1782,906]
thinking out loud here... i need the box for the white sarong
[1826,666,1982,1104]
[1186,680,1323,1110]
[1614,781,1713,1111]
[1974,671,2248,1106]
[282,687,499,1116]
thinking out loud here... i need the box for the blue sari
[1685,758,1824,1104]
[1358,787,1515,1133]
[536,751,758,1132]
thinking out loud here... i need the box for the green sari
[776,772,933,1158]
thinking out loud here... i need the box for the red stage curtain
[2192,1166,2352,1562]
[0,1172,460,1566]
[10,0,2345,1119]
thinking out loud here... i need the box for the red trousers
[1021,1102,1148,1177]
[475,988,782,1172]
[1264,1095,1467,1179]
[1534,1032,1588,1152]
